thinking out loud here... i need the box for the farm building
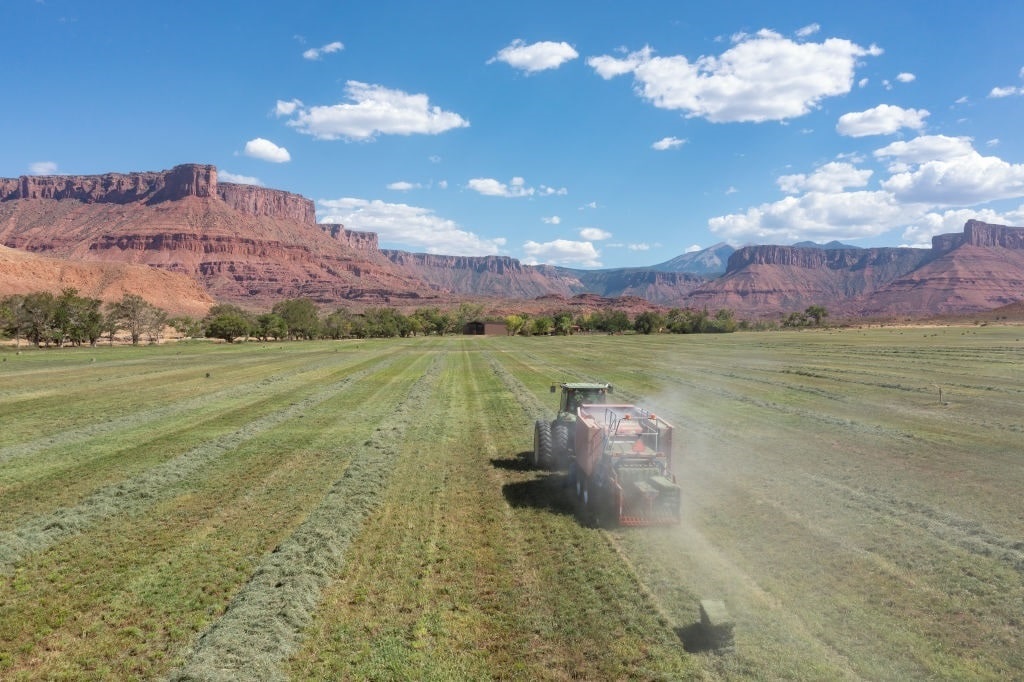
[463,321,508,336]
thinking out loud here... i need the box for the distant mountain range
[2,164,1023,320]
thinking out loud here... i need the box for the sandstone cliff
[0,165,426,309]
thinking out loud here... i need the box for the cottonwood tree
[271,298,321,339]
[107,294,165,346]
[0,294,28,348]
[203,304,254,343]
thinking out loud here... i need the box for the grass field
[1,328,1021,680]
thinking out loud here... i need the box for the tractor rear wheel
[533,420,552,468]
[551,423,570,465]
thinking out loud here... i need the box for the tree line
[2,289,748,347]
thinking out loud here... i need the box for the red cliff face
[319,224,379,251]
[1,164,217,203]
[217,183,315,225]
[0,165,316,225]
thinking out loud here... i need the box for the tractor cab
[552,382,613,417]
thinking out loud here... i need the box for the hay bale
[699,599,735,651]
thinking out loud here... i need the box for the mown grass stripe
[0,356,400,574]
[0,349,354,466]
[169,354,445,682]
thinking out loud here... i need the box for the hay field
[1,329,1021,680]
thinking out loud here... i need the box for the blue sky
[5,1,1024,268]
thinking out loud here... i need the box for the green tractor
[532,382,613,469]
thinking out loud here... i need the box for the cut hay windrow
[0,352,349,467]
[169,354,445,681]
[0,357,401,574]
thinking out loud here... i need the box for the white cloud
[858,78,869,88]
[710,133,1024,244]
[522,239,601,267]
[244,137,291,163]
[579,227,612,240]
[987,138,1000,147]
[218,170,263,185]
[628,243,652,251]
[873,134,975,165]
[896,72,916,83]
[488,39,579,73]
[685,244,703,253]
[880,149,1024,205]
[387,181,421,191]
[588,30,881,123]
[285,81,469,141]
[652,136,686,150]
[900,206,1024,247]
[318,197,505,256]
[437,180,448,189]
[580,201,598,209]
[710,190,919,243]
[725,186,738,194]
[467,176,566,198]
[836,104,929,137]
[795,23,820,38]
[989,85,1024,98]
[542,215,561,224]
[28,161,57,174]
[302,41,344,61]
[275,98,303,117]
[777,161,872,194]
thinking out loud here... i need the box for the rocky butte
[0,164,421,308]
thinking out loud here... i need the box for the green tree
[553,311,574,335]
[54,288,104,346]
[0,294,28,348]
[168,315,203,339]
[107,294,165,346]
[255,313,288,341]
[454,302,485,333]
[701,308,738,333]
[805,305,829,327]
[504,314,525,336]
[633,311,665,335]
[22,291,57,347]
[203,304,254,343]
[272,298,321,339]
[532,316,553,335]
[323,308,355,339]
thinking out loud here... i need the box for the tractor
[532,382,613,469]
[533,382,681,526]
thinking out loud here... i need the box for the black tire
[551,422,570,465]
[533,420,552,468]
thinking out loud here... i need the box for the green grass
[1,329,1022,679]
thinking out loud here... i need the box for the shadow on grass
[495,453,578,518]
[489,451,535,471]
[676,622,715,653]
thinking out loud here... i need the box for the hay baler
[571,403,681,526]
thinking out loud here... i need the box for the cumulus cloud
[218,170,263,185]
[900,206,1024,247]
[652,136,686,150]
[28,161,57,174]
[685,244,703,253]
[244,137,291,163]
[579,227,612,240]
[467,176,566,198]
[588,30,882,123]
[896,72,916,83]
[542,215,561,224]
[989,85,1024,98]
[488,39,579,73]
[523,239,601,267]
[777,162,872,194]
[387,181,421,191]
[303,41,344,60]
[284,81,469,141]
[275,99,303,117]
[318,197,505,256]
[836,104,929,137]
[710,133,1024,244]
